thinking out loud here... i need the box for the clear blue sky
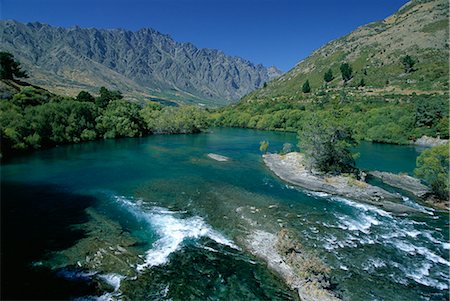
[1,0,408,71]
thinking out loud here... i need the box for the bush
[415,143,449,200]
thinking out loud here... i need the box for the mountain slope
[245,0,448,101]
[0,20,282,106]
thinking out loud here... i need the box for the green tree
[358,78,366,87]
[340,63,353,82]
[414,143,449,199]
[96,99,144,138]
[302,80,311,93]
[323,69,334,83]
[402,55,416,73]
[96,87,123,108]
[298,117,357,175]
[76,91,95,102]
[0,52,28,80]
[259,140,269,154]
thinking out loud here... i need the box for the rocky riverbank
[369,171,448,210]
[412,135,449,147]
[263,152,419,213]
[368,171,430,197]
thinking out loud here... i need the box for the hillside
[213,0,449,145]
[0,20,282,107]
[244,0,448,101]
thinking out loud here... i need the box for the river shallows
[2,128,448,300]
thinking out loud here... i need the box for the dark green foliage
[0,52,28,80]
[298,117,357,175]
[96,100,144,139]
[11,86,53,107]
[302,80,311,93]
[263,82,268,88]
[76,91,95,102]
[401,55,416,73]
[213,93,448,145]
[414,98,447,128]
[96,87,123,108]
[340,63,353,82]
[1,85,210,156]
[323,69,334,83]
[415,143,449,199]
[358,78,366,87]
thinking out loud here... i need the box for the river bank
[263,152,421,213]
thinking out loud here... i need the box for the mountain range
[0,20,282,106]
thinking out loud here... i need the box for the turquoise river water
[1,128,448,300]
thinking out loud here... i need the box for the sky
[1,0,409,71]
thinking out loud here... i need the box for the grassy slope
[213,0,449,144]
[244,0,448,102]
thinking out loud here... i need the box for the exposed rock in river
[207,153,230,161]
[246,229,339,301]
[368,171,430,198]
[263,152,419,213]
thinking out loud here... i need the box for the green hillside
[244,0,448,101]
[213,0,449,145]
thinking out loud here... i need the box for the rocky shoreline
[411,135,449,147]
[369,171,448,210]
[263,152,420,213]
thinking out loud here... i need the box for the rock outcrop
[368,171,430,197]
[263,152,420,213]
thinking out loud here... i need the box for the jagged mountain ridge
[244,0,448,101]
[0,20,282,106]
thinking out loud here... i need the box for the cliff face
[0,20,282,106]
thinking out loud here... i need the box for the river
[1,128,448,300]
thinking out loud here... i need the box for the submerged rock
[47,207,143,277]
[263,152,419,213]
[207,153,230,161]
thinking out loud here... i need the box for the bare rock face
[0,20,282,105]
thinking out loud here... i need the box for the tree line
[0,53,208,156]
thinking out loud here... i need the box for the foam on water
[113,195,237,271]
[96,273,124,301]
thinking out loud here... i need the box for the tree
[323,69,334,83]
[76,91,95,102]
[280,143,293,155]
[340,63,353,82]
[302,80,311,93]
[402,55,416,73]
[96,87,123,108]
[415,143,449,200]
[0,52,28,80]
[263,82,268,88]
[358,78,366,87]
[259,140,269,154]
[298,117,357,175]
